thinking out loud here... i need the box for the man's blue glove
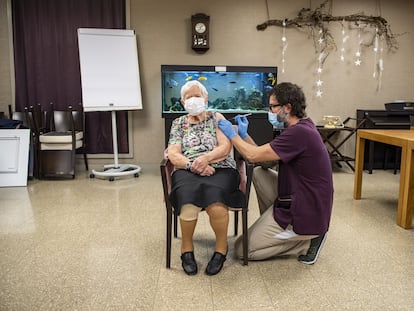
[218,119,237,139]
[234,115,249,139]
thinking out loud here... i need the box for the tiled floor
[0,164,413,310]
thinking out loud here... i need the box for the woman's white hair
[180,80,208,99]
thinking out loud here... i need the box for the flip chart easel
[78,28,142,181]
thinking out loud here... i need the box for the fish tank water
[161,65,278,117]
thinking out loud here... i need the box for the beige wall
[1,0,413,166]
[129,0,414,165]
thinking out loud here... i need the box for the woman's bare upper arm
[215,113,232,150]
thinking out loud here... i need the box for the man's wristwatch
[185,161,192,171]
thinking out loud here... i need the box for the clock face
[195,22,206,34]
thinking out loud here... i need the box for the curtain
[12,0,129,154]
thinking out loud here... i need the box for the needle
[233,113,252,119]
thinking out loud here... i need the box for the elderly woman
[167,80,245,276]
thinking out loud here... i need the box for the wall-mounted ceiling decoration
[257,0,402,96]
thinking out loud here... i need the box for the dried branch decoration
[256,0,399,60]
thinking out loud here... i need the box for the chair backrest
[11,110,42,133]
[51,109,84,133]
[52,111,73,132]
[29,106,49,134]
[71,110,85,132]
[12,111,31,128]
[233,148,253,201]
[160,158,174,211]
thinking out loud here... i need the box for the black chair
[160,151,253,268]
[51,109,88,171]
[11,111,31,128]
[38,107,88,179]
[12,110,37,178]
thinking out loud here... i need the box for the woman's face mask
[268,111,284,129]
[184,97,206,116]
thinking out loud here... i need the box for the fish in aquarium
[267,73,277,86]
[162,67,277,114]
[166,79,178,88]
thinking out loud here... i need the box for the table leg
[397,144,413,229]
[353,135,365,199]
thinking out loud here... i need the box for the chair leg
[242,209,248,266]
[383,146,389,170]
[33,144,41,179]
[234,211,239,236]
[166,206,172,269]
[173,212,178,238]
[394,148,400,175]
[368,141,374,174]
[83,153,89,171]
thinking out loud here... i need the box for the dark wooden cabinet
[356,109,406,172]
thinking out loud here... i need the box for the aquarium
[161,65,278,117]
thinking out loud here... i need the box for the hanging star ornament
[339,19,348,62]
[318,52,326,63]
[255,0,400,96]
[316,89,323,97]
[316,79,323,86]
[281,19,288,74]
[372,27,379,78]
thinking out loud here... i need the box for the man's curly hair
[268,82,307,118]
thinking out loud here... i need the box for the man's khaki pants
[235,167,314,260]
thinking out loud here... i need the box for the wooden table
[354,129,414,229]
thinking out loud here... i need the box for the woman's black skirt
[169,168,246,215]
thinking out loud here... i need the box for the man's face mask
[267,111,284,129]
[184,97,206,116]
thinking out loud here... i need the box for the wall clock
[191,13,210,52]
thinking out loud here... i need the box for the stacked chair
[11,105,49,179]
[11,104,88,179]
[38,105,88,179]
[11,109,36,178]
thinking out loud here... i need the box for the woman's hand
[198,165,215,176]
[191,155,209,173]
[190,155,215,176]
